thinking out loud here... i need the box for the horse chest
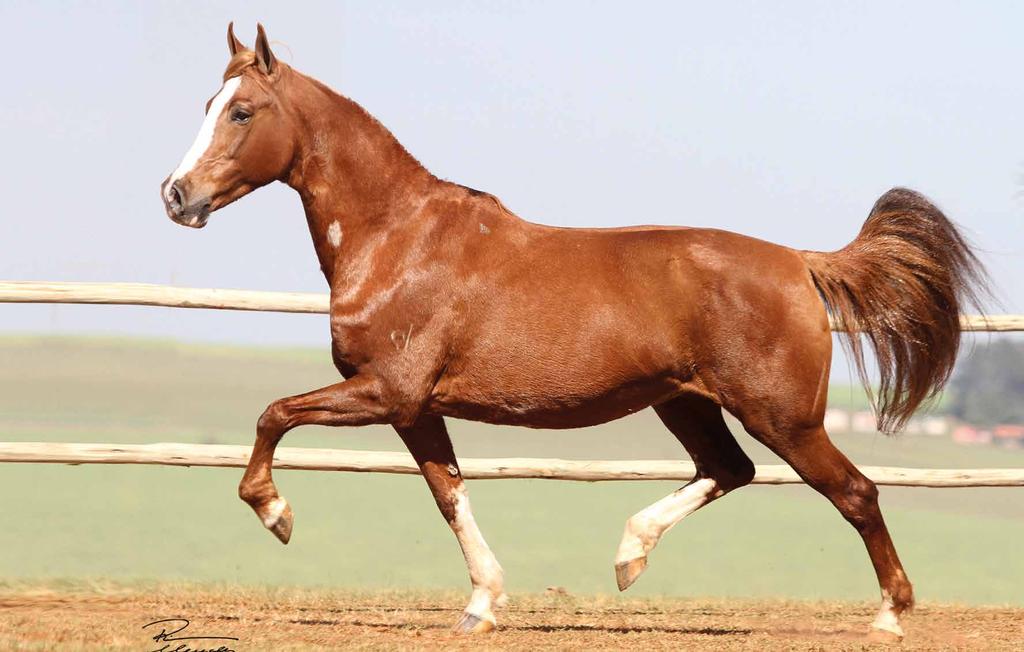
[329,309,378,363]
[328,290,417,368]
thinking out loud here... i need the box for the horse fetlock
[467,556,504,603]
[890,573,916,612]
[471,570,505,608]
[484,562,505,598]
[484,581,506,610]
[238,477,272,505]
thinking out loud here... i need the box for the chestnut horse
[161,24,986,638]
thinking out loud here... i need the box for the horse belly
[429,329,692,428]
[431,374,685,428]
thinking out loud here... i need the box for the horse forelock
[223,51,258,81]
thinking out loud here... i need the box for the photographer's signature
[142,618,239,652]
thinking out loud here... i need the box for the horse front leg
[238,375,391,543]
[396,416,506,634]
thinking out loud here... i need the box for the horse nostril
[169,181,184,208]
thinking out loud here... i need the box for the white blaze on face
[164,76,243,201]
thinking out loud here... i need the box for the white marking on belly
[165,76,242,199]
[327,220,343,248]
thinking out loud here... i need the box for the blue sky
[2,1,1021,351]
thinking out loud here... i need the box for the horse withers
[160,23,988,638]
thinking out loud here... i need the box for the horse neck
[283,71,435,286]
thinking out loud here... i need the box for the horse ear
[227,22,248,56]
[254,23,277,74]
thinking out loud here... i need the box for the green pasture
[1,336,1022,605]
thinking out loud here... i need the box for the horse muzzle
[161,177,211,229]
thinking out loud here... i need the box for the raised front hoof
[452,612,495,634]
[260,497,293,545]
[615,556,648,591]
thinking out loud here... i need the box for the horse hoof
[261,497,293,545]
[452,612,495,634]
[871,609,905,641]
[615,556,647,591]
[868,626,904,643]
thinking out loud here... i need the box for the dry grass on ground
[1,584,1022,651]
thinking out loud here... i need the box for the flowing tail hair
[801,188,990,433]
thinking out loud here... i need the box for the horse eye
[231,109,251,124]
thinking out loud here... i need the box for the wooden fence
[1,442,1023,487]
[3,280,1023,331]
[2,280,1023,487]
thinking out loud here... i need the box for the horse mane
[220,51,432,178]
[298,69,434,180]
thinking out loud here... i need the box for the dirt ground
[0,584,1022,651]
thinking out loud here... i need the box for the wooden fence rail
[0,281,328,314]
[2,281,1022,331]
[2,442,1023,487]
[3,280,1022,490]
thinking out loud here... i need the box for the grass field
[2,336,1024,608]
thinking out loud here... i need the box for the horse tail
[801,187,989,433]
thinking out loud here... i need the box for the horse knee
[890,573,916,612]
[257,400,289,434]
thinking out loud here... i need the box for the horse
[160,23,987,638]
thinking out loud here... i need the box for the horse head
[160,23,295,228]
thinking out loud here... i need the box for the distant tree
[949,339,1024,427]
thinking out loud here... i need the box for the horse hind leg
[737,410,914,639]
[615,393,755,590]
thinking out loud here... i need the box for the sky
[1,1,1021,355]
